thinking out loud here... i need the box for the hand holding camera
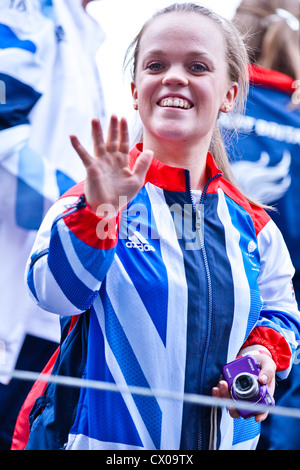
[212,346,276,422]
[222,354,275,419]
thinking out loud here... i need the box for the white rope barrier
[6,368,300,420]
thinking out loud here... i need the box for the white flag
[0,0,106,382]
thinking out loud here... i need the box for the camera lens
[236,374,253,392]
[232,373,259,400]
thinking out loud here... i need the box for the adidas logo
[126,231,155,252]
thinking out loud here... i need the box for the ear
[220,82,239,113]
[131,81,138,110]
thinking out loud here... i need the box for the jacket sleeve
[244,218,300,379]
[26,192,119,316]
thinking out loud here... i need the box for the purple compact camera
[222,355,274,419]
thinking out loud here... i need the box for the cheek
[197,84,226,119]
[136,86,159,121]
[135,74,160,104]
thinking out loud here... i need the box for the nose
[161,66,189,87]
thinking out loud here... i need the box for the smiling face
[131,11,238,154]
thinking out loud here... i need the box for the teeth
[159,97,192,109]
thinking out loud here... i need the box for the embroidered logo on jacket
[248,240,257,254]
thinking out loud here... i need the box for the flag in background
[0,0,106,382]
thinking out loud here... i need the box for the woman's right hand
[70,115,153,217]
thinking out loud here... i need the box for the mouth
[157,96,193,110]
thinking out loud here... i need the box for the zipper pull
[53,195,87,225]
[64,195,86,210]
[76,194,87,209]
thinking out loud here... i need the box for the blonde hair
[124,3,268,208]
[233,0,300,80]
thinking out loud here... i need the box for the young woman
[19,3,299,450]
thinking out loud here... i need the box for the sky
[87,0,241,133]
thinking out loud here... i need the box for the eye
[189,62,208,74]
[146,62,165,72]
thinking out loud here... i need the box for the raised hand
[70,115,153,217]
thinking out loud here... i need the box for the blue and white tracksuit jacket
[25,146,300,450]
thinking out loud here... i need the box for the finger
[119,117,130,155]
[91,118,105,158]
[133,150,153,181]
[70,135,93,167]
[106,115,119,153]
[257,356,276,393]
[255,412,269,423]
[218,380,240,419]
[212,384,240,419]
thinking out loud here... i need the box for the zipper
[29,195,87,271]
[29,248,49,270]
[187,172,221,450]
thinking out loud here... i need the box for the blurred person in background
[0,0,106,449]
[220,0,300,450]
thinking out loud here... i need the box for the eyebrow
[141,49,215,68]
[143,49,213,59]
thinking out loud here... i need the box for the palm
[70,116,152,217]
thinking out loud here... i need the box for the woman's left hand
[212,345,276,422]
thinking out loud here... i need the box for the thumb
[257,355,276,394]
[132,150,154,181]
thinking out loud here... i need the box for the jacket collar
[129,143,222,192]
[249,64,294,94]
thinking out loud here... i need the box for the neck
[142,136,209,190]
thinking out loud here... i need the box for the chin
[154,125,193,142]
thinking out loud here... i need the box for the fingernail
[220,381,227,392]
[260,374,268,384]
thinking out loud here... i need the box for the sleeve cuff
[243,326,292,372]
[62,195,120,249]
